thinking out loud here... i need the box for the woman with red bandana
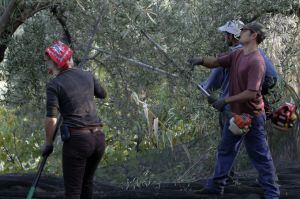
[43,41,107,199]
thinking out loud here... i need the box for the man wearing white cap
[202,20,245,127]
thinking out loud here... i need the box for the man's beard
[227,40,233,47]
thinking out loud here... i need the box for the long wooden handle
[26,116,62,199]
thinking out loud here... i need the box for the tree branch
[243,3,300,23]
[51,6,72,45]
[91,47,178,78]
[140,30,193,81]
[0,1,58,63]
[0,0,18,35]
[50,5,83,66]
[140,30,180,68]
[78,12,103,68]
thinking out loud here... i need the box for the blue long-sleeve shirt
[201,46,277,110]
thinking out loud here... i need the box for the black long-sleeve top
[46,68,106,128]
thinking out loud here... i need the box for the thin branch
[140,30,194,82]
[50,5,82,65]
[51,6,72,45]
[140,30,180,68]
[176,147,212,182]
[0,0,18,35]
[92,47,178,78]
[78,12,103,68]
[2,146,15,163]
[243,3,300,23]
[1,145,24,170]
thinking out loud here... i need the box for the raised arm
[188,56,220,68]
[188,50,235,69]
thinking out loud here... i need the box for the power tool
[229,113,252,136]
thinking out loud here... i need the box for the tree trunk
[0,1,56,63]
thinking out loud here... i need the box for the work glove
[187,57,204,66]
[207,96,217,104]
[42,144,54,157]
[212,98,227,112]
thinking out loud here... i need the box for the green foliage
[0,0,299,185]
[0,106,42,173]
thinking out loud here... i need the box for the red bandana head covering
[45,41,73,69]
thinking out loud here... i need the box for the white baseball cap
[218,20,245,38]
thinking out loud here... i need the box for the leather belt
[69,126,102,134]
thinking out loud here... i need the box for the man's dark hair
[242,22,266,44]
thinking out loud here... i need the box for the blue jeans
[219,110,232,131]
[206,113,280,199]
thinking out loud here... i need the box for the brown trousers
[62,130,105,199]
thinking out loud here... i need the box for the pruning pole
[26,116,62,199]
